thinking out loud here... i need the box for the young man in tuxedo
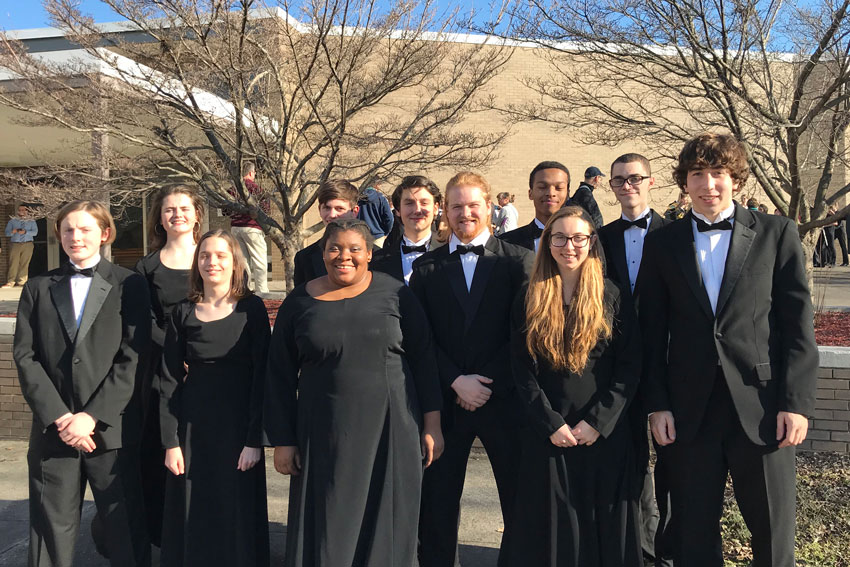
[500,161,570,252]
[14,200,151,567]
[410,172,533,567]
[292,179,360,286]
[597,153,672,567]
[371,175,443,284]
[641,134,818,567]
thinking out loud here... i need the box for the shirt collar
[70,253,102,271]
[692,204,735,226]
[449,229,491,253]
[402,233,431,247]
[534,218,546,230]
[621,207,651,223]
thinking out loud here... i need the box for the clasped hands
[649,410,808,448]
[452,374,493,412]
[54,412,97,452]
[549,421,599,448]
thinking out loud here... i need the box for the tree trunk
[267,224,304,293]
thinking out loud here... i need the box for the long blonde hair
[524,206,611,373]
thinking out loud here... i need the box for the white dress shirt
[449,231,491,291]
[623,207,652,293]
[70,253,101,327]
[533,218,545,252]
[691,205,735,313]
[400,234,431,286]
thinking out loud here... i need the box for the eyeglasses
[610,175,651,189]
[550,233,594,248]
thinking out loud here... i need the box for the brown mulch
[814,311,850,347]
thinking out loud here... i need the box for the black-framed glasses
[610,175,651,189]
[550,233,595,248]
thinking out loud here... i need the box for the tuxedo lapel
[608,221,630,290]
[715,206,756,316]
[49,274,77,342]
[465,238,498,331]
[672,216,714,319]
[634,210,665,296]
[310,243,325,278]
[76,269,113,345]
[438,248,473,325]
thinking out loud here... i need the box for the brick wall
[0,331,31,439]
[801,366,850,452]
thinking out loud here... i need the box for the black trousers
[666,373,797,567]
[27,429,150,567]
[418,398,520,567]
[652,441,674,567]
[835,224,849,264]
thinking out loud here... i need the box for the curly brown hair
[673,133,749,190]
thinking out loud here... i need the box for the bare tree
[0,0,511,288]
[494,0,850,259]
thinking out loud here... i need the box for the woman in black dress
[134,185,204,546]
[264,218,443,567]
[507,206,642,567]
[160,229,270,567]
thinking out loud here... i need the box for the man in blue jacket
[358,180,394,247]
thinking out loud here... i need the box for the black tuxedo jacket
[640,206,818,446]
[14,260,151,449]
[498,220,542,252]
[293,241,324,287]
[409,236,533,402]
[597,209,669,302]
[370,235,445,282]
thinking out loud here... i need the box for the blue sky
[0,1,493,31]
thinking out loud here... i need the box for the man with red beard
[410,171,533,567]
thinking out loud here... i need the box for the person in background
[664,191,691,220]
[371,175,444,284]
[14,200,151,567]
[4,204,38,288]
[228,162,270,295]
[293,179,360,286]
[757,203,769,214]
[568,166,605,229]
[358,179,395,248]
[501,161,571,252]
[746,197,759,210]
[508,205,641,567]
[495,192,519,236]
[133,185,205,549]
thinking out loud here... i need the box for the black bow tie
[456,244,485,256]
[402,244,428,254]
[66,264,96,277]
[621,215,649,229]
[695,218,733,232]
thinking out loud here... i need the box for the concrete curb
[818,346,850,369]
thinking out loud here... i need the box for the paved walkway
[0,441,503,566]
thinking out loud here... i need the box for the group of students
[14,131,817,567]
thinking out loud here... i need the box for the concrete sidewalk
[0,442,503,566]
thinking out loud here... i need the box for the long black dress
[134,250,191,546]
[264,271,442,567]
[506,280,642,567]
[159,295,270,567]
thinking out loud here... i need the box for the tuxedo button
[714,332,723,339]
[73,358,81,364]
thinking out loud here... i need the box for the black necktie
[402,244,428,254]
[695,218,733,232]
[621,215,649,229]
[66,263,96,277]
[456,244,485,256]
